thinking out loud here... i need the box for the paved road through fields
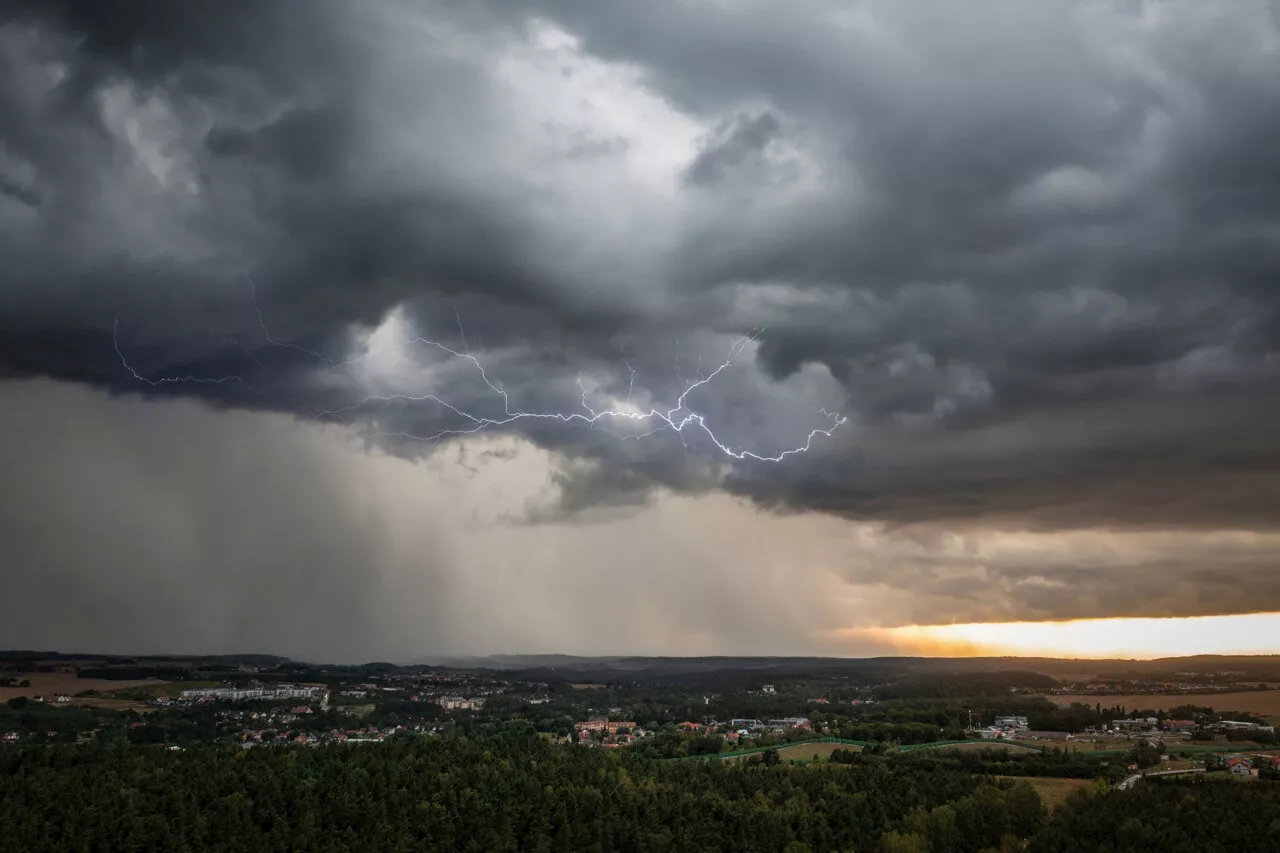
[1118,768,1206,789]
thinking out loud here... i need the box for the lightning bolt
[115,277,848,463]
[114,314,261,394]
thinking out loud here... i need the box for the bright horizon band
[836,612,1280,659]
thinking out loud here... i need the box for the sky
[3,0,1280,663]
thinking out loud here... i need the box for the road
[1118,768,1205,790]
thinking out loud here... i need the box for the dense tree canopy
[1,734,1276,852]
[1029,778,1280,852]
[0,735,1006,852]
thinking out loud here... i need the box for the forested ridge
[1029,779,1280,852]
[2,735,1277,852]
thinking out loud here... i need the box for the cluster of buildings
[1209,719,1276,737]
[1221,754,1280,777]
[178,684,328,704]
[977,716,1028,740]
[1087,717,1274,740]
[977,716,1072,742]
[173,706,326,740]
[236,725,415,748]
[975,712,1273,744]
[571,719,646,748]
[10,694,73,705]
[332,672,517,709]
[2,730,66,743]
[306,669,519,704]
[723,718,812,739]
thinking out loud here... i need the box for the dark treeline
[873,672,1059,701]
[817,698,1114,738]
[0,735,1012,852]
[829,748,1119,781]
[828,721,970,745]
[2,734,1277,852]
[1029,777,1280,851]
[75,666,193,681]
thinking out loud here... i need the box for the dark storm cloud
[683,111,781,188]
[839,524,1280,626]
[3,0,1280,535]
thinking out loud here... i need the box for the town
[5,650,1280,852]
[5,653,1279,762]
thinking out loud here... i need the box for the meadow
[999,776,1093,810]
[773,741,855,761]
[928,741,1044,754]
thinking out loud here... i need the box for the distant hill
[409,653,1280,684]
[7,649,1280,683]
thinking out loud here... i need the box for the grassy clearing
[70,697,154,713]
[1068,738,1141,751]
[775,742,858,762]
[998,777,1092,810]
[917,741,1044,755]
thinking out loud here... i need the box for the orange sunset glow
[836,612,1280,659]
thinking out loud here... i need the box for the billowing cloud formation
[4,0,1280,530]
[4,1,1280,657]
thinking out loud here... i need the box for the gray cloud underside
[3,0,1280,531]
[11,380,1280,660]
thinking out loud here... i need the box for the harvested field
[1043,691,1280,716]
[999,777,1092,810]
[569,683,606,690]
[0,672,170,704]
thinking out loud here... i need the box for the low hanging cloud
[2,1,1280,558]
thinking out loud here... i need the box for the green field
[912,740,1046,754]
[771,742,860,762]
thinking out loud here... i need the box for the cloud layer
[4,0,1280,529]
[4,1,1280,654]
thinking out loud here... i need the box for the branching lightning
[114,314,261,394]
[114,275,848,463]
